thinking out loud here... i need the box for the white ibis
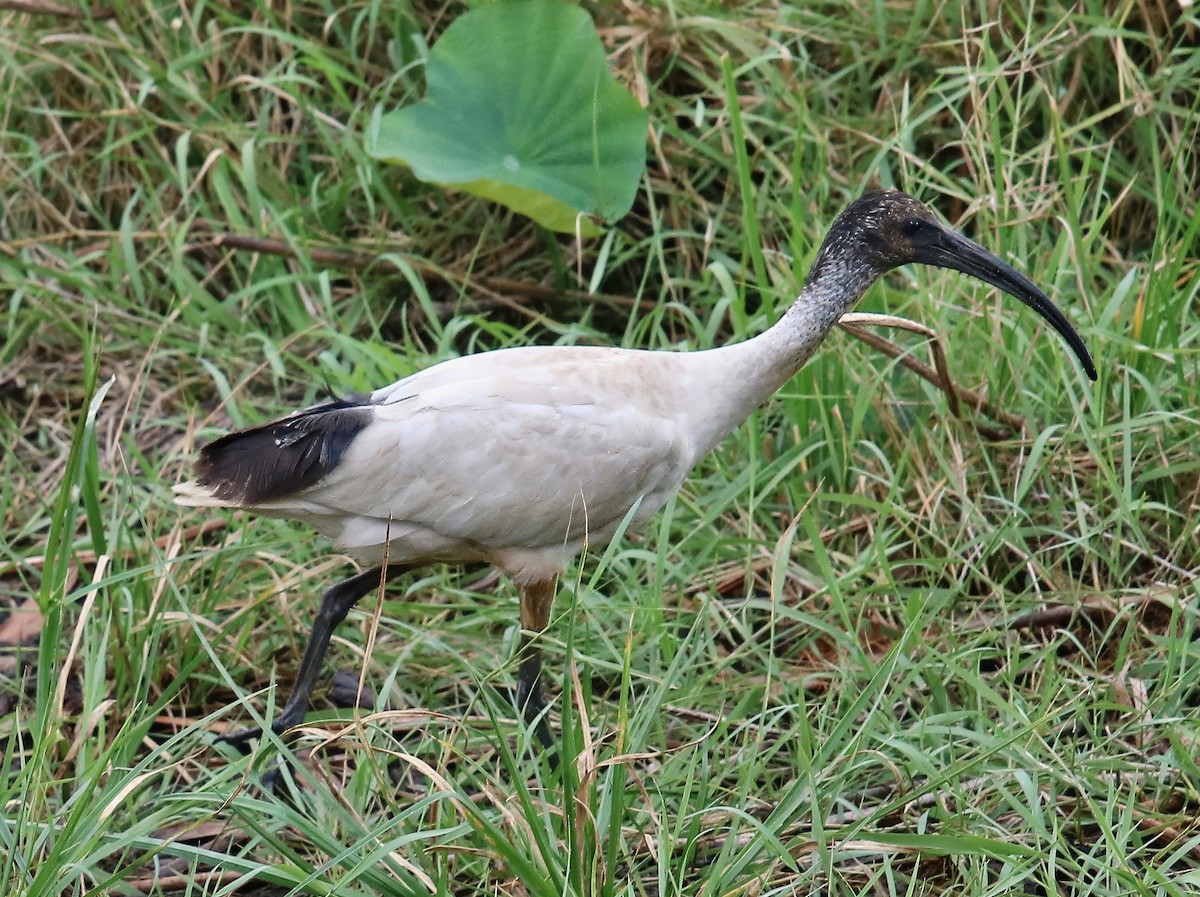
[175,190,1097,753]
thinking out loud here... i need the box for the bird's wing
[175,398,375,506]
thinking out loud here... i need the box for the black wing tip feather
[194,398,374,505]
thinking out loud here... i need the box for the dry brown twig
[0,0,114,18]
[209,232,655,315]
[838,312,1025,438]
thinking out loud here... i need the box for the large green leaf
[368,0,647,234]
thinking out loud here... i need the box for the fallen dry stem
[210,232,654,315]
[0,0,114,18]
[838,312,1025,437]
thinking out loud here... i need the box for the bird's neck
[680,256,878,461]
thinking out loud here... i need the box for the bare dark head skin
[810,190,1097,380]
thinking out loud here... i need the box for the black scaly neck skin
[679,214,890,461]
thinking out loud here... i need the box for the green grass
[2,1,1198,895]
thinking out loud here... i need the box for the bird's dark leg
[220,563,409,750]
[515,578,557,752]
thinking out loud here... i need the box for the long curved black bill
[916,228,1097,381]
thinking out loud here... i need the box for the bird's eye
[902,218,925,235]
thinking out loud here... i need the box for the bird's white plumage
[191,345,734,583]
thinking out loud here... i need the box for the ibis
[175,190,1097,754]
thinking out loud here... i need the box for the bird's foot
[215,702,308,753]
[217,726,302,800]
[215,724,265,754]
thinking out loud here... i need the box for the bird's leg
[515,577,557,751]
[220,563,409,750]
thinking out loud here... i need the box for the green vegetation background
[0,1,1196,895]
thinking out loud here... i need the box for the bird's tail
[172,479,231,508]
[173,398,374,509]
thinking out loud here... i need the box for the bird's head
[808,189,1097,380]
[815,190,945,273]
